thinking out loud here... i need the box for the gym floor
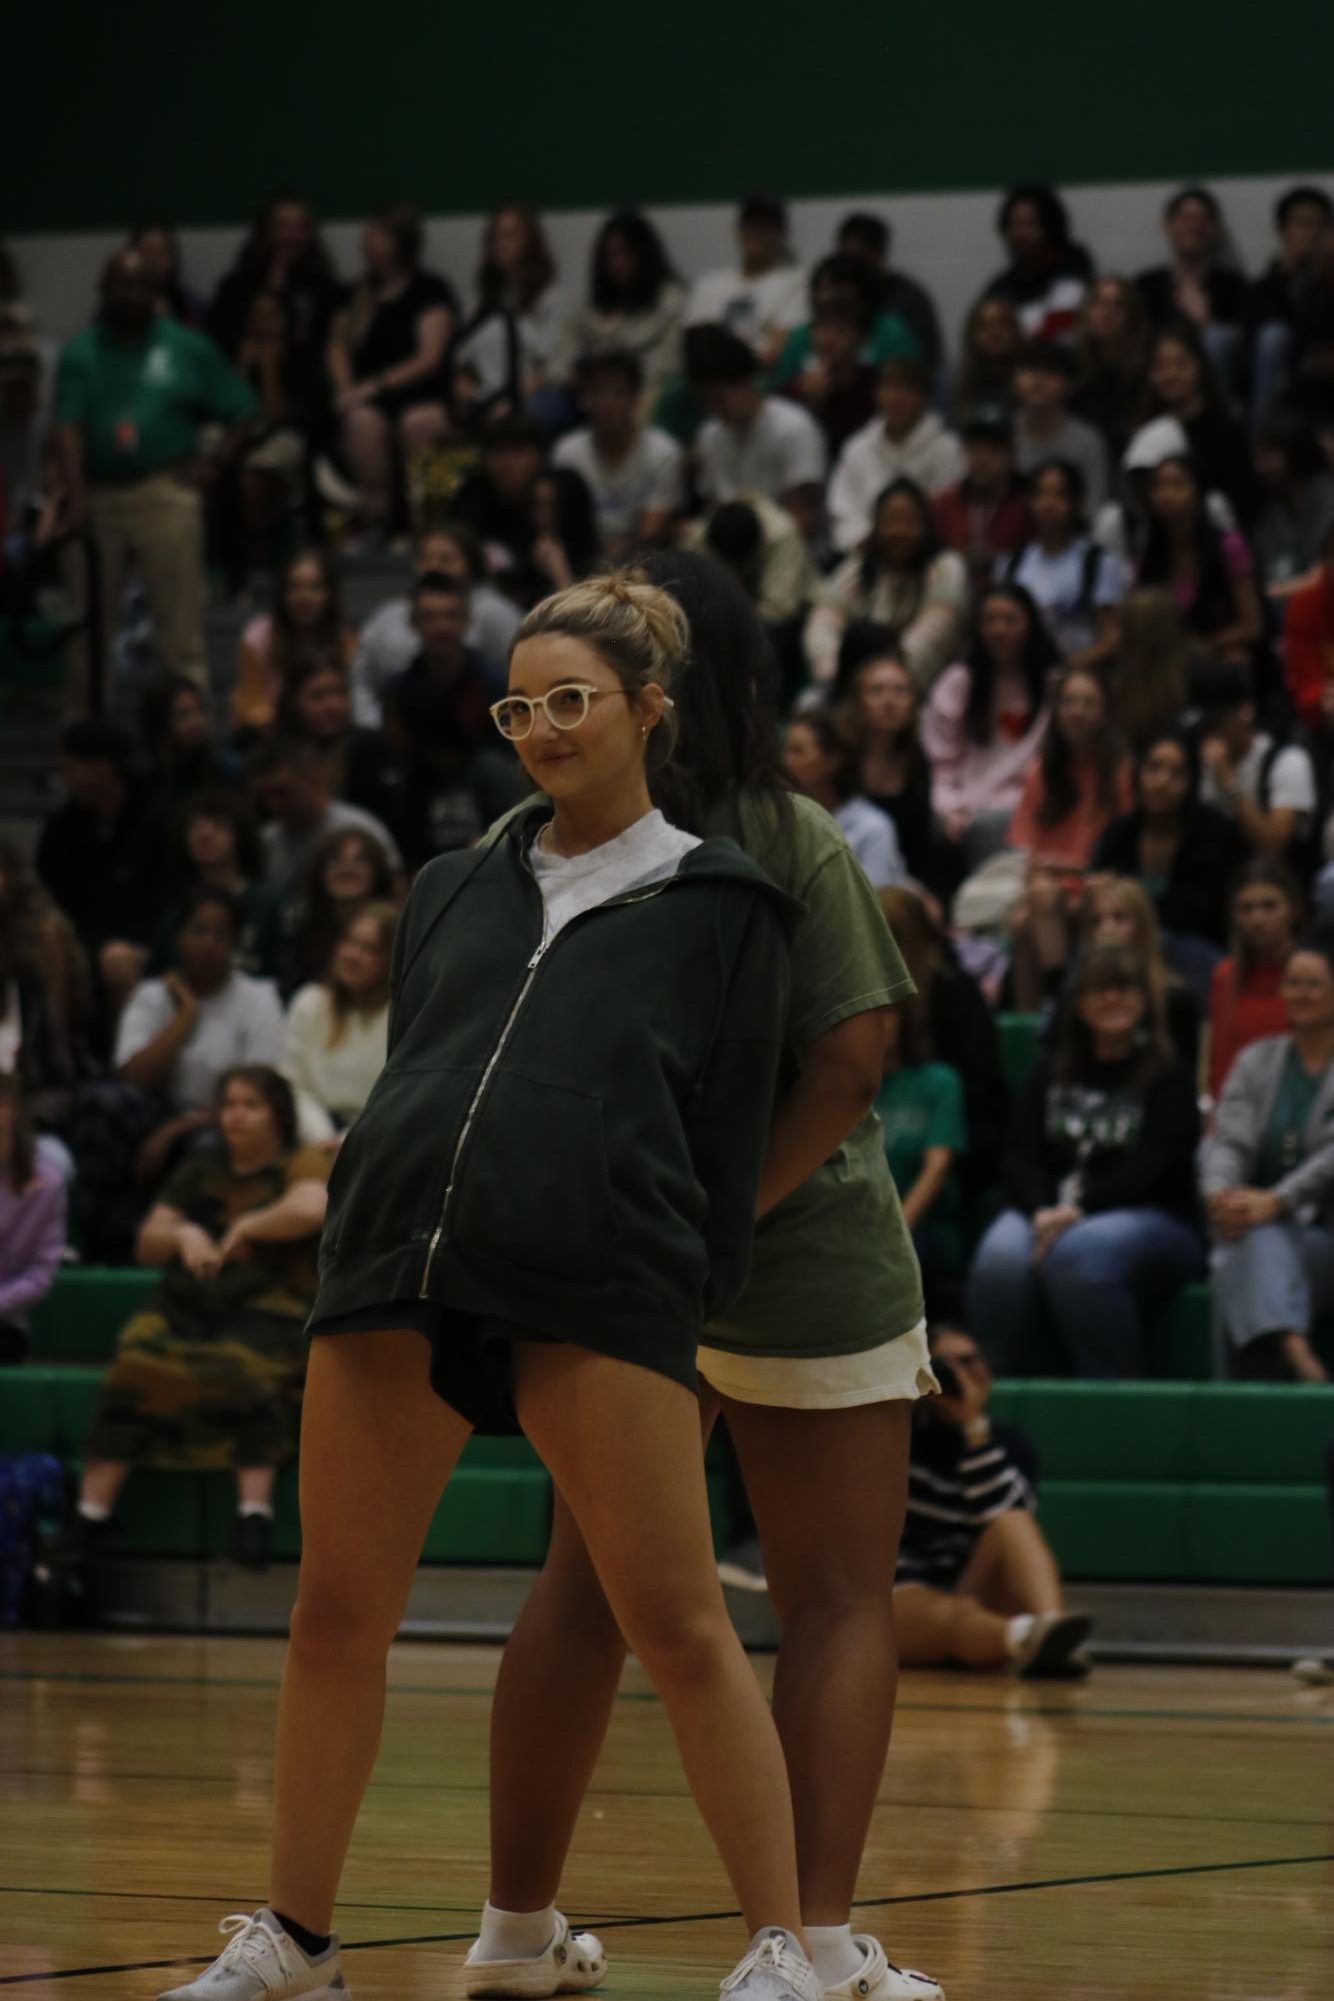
[2,1633,1332,1998]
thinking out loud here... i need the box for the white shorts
[697,1319,937,1410]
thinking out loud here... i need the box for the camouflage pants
[84,1306,308,1470]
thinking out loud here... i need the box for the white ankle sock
[805,1924,862,1985]
[1005,1613,1037,1658]
[475,1900,557,1961]
[238,1501,275,1519]
[78,1500,112,1522]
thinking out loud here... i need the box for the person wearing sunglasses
[892,1324,1093,1677]
[163,570,827,2001]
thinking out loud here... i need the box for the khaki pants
[87,471,207,695]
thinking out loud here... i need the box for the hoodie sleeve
[684,890,792,1320]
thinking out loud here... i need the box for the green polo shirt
[53,318,258,483]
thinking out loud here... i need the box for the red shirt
[1207,958,1288,1099]
[1282,568,1334,730]
[1008,756,1134,871]
[932,481,1034,577]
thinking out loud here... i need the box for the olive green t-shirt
[701,792,924,1358]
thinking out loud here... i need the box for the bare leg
[513,1343,803,1944]
[235,1466,278,1509]
[79,1461,132,1512]
[892,1582,1011,1668]
[269,1331,472,1932]
[725,1397,910,1926]
[957,1508,1063,1617]
[488,1491,626,1910]
[340,406,394,526]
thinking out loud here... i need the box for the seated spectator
[1072,276,1150,456]
[472,204,564,402]
[1195,661,1318,873]
[688,324,827,544]
[1093,729,1245,999]
[381,572,494,754]
[1007,666,1132,871]
[1246,185,1333,423]
[1011,340,1108,514]
[684,497,817,707]
[782,712,905,888]
[827,359,966,554]
[1136,322,1259,527]
[139,673,237,813]
[1253,414,1334,598]
[806,479,970,692]
[67,1066,330,1579]
[1204,938,1334,1382]
[1137,455,1263,662]
[777,299,878,457]
[250,738,401,887]
[1095,413,1239,566]
[0,1076,67,1365]
[1003,459,1126,667]
[953,295,1023,427]
[980,184,1094,341]
[551,211,686,408]
[924,582,1056,866]
[685,193,806,363]
[206,194,341,425]
[282,903,395,1146]
[1106,588,1197,753]
[0,842,95,1146]
[128,224,203,327]
[832,631,937,887]
[552,351,685,559]
[35,722,162,1010]
[1283,516,1334,732]
[52,250,257,693]
[770,252,923,393]
[1208,861,1304,1101]
[325,203,457,528]
[150,792,283,984]
[967,944,1204,1376]
[894,1323,1092,1677]
[878,886,1009,1197]
[277,828,398,1001]
[875,977,967,1289]
[350,523,519,726]
[931,418,1034,588]
[224,287,318,580]
[232,548,357,735]
[835,210,944,376]
[452,413,598,607]
[275,657,406,848]
[1136,186,1247,394]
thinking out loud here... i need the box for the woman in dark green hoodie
[165,574,824,2001]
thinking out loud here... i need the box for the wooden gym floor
[2,1633,1332,1998]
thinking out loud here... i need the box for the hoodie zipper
[417,879,670,1297]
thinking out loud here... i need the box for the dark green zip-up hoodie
[312,801,797,1378]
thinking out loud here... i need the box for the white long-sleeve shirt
[282,984,389,1146]
[827,413,967,553]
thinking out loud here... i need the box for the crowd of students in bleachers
[4,172,1334,1432]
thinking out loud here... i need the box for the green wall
[12,1,1332,233]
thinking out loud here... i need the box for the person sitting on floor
[1203,935,1334,1383]
[64,1066,330,1595]
[893,1323,1094,1677]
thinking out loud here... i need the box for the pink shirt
[922,662,1048,824]
[1007,756,1135,870]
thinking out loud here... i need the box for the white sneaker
[721,1929,822,1999]
[463,1912,606,1997]
[819,1935,945,2000]
[157,1910,347,2001]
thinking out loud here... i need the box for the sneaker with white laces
[157,1909,348,2001]
[720,1928,822,2000]
[818,1935,945,2000]
[463,1912,606,1997]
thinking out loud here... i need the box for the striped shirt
[895,1414,1036,1588]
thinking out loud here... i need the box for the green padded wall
[8,3,1330,234]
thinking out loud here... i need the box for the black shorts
[308,1302,545,1435]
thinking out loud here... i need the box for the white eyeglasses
[490,682,672,742]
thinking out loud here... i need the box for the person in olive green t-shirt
[53,249,258,692]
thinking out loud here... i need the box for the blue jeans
[1251,320,1293,426]
[966,1206,1205,1378]
[1212,1220,1334,1352]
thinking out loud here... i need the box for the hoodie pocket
[323,1065,478,1255]
[448,1069,617,1281]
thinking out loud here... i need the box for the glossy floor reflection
[2,1633,1332,1997]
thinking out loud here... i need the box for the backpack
[0,1453,68,1629]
